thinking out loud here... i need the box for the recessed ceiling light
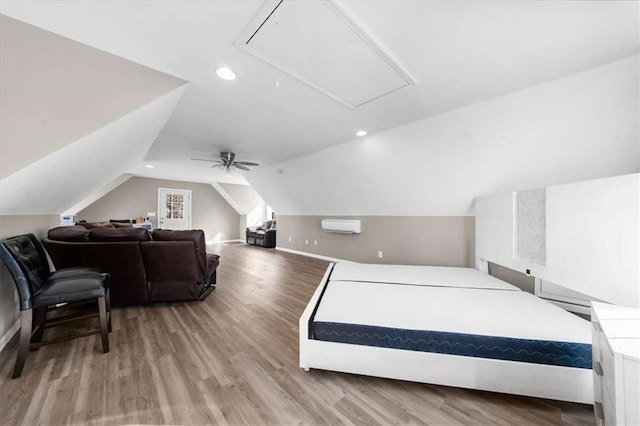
[355,130,367,137]
[145,164,154,169]
[216,67,236,81]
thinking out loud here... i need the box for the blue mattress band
[313,321,592,369]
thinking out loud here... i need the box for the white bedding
[315,279,590,344]
[330,262,520,291]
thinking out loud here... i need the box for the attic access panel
[236,0,415,109]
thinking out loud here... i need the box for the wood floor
[0,243,595,425]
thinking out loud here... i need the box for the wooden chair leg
[98,296,109,353]
[13,309,33,379]
[30,306,48,350]
[106,289,112,333]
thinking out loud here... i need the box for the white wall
[216,183,264,216]
[476,173,639,308]
[247,55,639,216]
[0,86,187,215]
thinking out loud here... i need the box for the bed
[299,263,593,403]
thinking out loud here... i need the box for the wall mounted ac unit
[321,219,361,234]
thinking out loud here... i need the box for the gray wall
[0,215,59,349]
[277,215,475,266]
[79,177,240,242]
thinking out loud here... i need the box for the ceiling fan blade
[233,161,260,166]
[191,158,220,162]
[233,164,251,171]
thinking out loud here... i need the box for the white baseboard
[0,318,20,352]
[275,247,354,263]
[207,239,244,245]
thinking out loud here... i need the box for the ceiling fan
[191,152,259,176]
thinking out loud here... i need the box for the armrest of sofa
[140,241,203,301]
[140,241,199,281]
[263,229,277,248]
[206,253,220,285]
[151,229,209,279]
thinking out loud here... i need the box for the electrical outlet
[378,251,383,258]
[314,240,317,246]
[288,236,292,242]
[305,239,308,245]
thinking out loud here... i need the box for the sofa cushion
[111,222,133,228]
[152,229,207,245]
[90,227,151,242]
[48,226,91,242]
[77,221,115,230]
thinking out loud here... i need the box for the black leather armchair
[246,220,276,248]
[0,234,111,378]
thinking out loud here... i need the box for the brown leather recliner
[43,227,219,305]
[246,220,276,248]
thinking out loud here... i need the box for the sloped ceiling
[246,56,639,216]
[0,16,188,214]
[1,1,637,187]
[0,86,188,215]
[0,2,637,219]
[0,15,187,179]
[214,183,263,215]
[62,174,133,216]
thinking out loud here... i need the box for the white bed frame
[299,263,593,404]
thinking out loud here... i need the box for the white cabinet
[591,302,640,425]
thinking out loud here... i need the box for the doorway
[158,188,192,230]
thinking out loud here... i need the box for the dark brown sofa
[42,226,219,305]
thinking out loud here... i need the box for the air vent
[236,0,416,109]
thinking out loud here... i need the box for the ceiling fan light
[216,67,236,81]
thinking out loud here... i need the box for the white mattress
[314,279,591,344]
[330,263,520,291]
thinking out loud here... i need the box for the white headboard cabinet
[476,173,639,308]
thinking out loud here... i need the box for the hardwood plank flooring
[0,243,595,425]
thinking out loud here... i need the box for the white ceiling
[239,0,414,108]
[1,1,638,185]
[246,55,638,216]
